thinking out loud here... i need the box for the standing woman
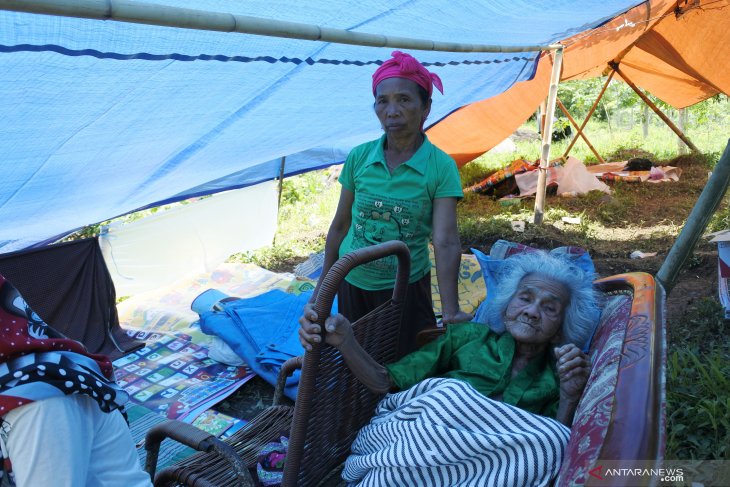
[301,51,471,356]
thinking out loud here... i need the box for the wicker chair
[144,240,410,486]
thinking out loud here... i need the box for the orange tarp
[429,0,730,166]
[427,53,551,166]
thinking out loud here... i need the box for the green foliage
[228,244,298,272]
[666,299,730,460]
[281,170,330,205]
[667,347,730,460]
[709,200,730,234]
[229,169,338,270]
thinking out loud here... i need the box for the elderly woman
[301,51,471,358]
[300,251,598,486]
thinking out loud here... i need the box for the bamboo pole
[533,47,564,225]
[609,62,700,153]
[556,98,605,164]
[0,0,563,53]
[563,71,614,158]
[657,140,730,294]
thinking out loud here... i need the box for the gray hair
[487,251,601,348]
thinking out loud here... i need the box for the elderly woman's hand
[554,344,591,401]
[298,311,353,351]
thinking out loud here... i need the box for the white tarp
[100,182,278,296]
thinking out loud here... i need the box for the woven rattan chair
[144,240,410,486]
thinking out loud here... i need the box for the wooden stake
[273,156,286,246]
[277,157,287,209]
[610,62,700,153]
[563,71,614,158]
[556,98,605,164]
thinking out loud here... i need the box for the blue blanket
[199,289,336,400]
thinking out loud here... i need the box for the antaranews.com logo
[589,465,684,483]
[588,460,730,486]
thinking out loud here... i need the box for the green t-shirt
[338,134,463,291]
[385,322,560,417]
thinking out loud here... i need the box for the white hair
[487,251,601,347]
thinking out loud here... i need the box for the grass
[666,299,730,460]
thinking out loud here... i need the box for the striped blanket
[343,378,569,487]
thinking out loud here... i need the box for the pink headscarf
[372,51,444,97]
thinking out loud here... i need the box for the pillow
[472,240,598,351]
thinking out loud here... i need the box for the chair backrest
[282,241,411,487]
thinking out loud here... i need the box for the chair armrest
[144,419,249,484]
[273,355,303,406]
[415,327,446,349]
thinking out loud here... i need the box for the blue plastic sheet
[0,1,642,252]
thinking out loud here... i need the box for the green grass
[666,299,730,460]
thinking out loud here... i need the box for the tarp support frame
[609,61,700,153]
[563,70,614,159]
[0,0,562,53]
[557,98,605,164]
[657,139,730,293]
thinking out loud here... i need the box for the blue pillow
[471,241,599,351]
[471,249,509,333]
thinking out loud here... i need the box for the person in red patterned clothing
[0,273,151,487]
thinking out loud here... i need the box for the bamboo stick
[563,71,614,158]
[0,0,563,53]
[657,140,730,294]
[609,62,700,153]
[557,98,605,163]
[533,47,564,225]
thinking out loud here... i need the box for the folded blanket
[343,378,569,487]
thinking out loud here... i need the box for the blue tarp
[0,1,642,252]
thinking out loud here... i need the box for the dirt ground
[592,252,717,319]
[465,151,721,321]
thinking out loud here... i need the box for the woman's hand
[298,309,353,351]
[441,309,473,325]
[554,343,591,401]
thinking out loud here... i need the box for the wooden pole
[609,62,700,153]
[0,0,562,53]
[533,47,564,225]
[556,98,605,163]
[277,156,286,209]
[677,108,688,155]
[563,71,614,158]
[657,140,730,294]
[273,156,286,246]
